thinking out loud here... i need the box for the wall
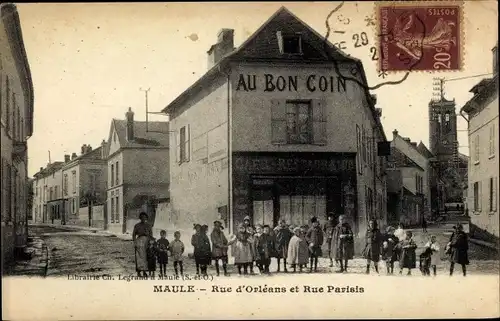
[230,63,386,235]
[69,205,105,229]
[106,150,124,233]
[62,162,80,218]
[468,93,499,237]
[1,10,31,265]
[169,75,229,237]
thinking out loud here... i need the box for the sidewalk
[30,223,133,241]
[3,237,48,277]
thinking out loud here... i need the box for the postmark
[376,1,464,72]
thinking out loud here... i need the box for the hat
[243,216,251,221]
[237,223,245,229]
[139,212,148,219]
[310,217,318,223]
[293,227,301,233]
[386,226,395,233]
[193,223,201,229]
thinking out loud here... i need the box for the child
[147,237,158,277]
[191,224,202,275]
[399,231,417,275]
[246,226,256,274]
[211,221,229,277]
[157,230,170,277]
[195,225,212,276]
[287,226,309,272]
[261,225,275,274]
[170,231,185,276]
[228,223,253,275]
[419,247,432,276]
[424,235,441,276]
[274,219,293,273]
[381,226,399,275]
[306,217,324,273]
[363,219,382,275]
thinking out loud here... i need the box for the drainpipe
[219,62,233,234]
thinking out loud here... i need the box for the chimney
[375,108,382,118]
[39,167,43,172]
[392,129,398,138]
[126,107,135,141]
[207,29,234,69]
[64,154,70,162]
[71,153,77,160]
[101,139,107,159]
[87,145,92,153]
[81,144,87,155]
[370,94,378,105]
[493,43,498,75]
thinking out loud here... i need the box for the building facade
[387,130,432,226]
[461,44,499,240]
[105,108,169,234]
[163,7,388,247]
[61,143,107,227]
[32,162,64,224]
[1,3,34,266]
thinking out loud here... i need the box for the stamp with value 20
[376,1,464,72]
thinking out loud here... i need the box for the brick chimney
[493,43,498,75]
[207,29,234,69]
[87,145,92,153]
[71,152,77,160]
[392,129,398,139]
[64,154,70,162]
[100,139,107,159]
[81,144,87,155]
[126,107,134,141]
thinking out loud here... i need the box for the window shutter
[494,177,498,211]
[479,181,482,211]
[271,99,287,145]
[312,99,327,145]
[175,131,181,164]
[356,125,362,175]
[186,124,191,162]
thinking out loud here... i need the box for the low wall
[67,205,105,229]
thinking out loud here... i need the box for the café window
[277,31,302,55]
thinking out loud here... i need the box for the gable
[107,120,121,156]
[231,8,350,62]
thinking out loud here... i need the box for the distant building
[428,84,468,213]
[1,3,35,266]
[32,162,65,224]
[105,108,169,234]
[387,130,432,226]
[461,43,499,240]
[162,6,389,248]
[61,143,107,227]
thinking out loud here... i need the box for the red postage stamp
[377,1,464,72]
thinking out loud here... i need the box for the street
[12,225,499,278]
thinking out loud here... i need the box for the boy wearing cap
[306,217,324,273]
[211,220,229,276]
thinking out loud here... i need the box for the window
[362,127,367,163]
[276,195,326,227]
[489,177,498,212]
[489,124,496,157]
[89,173,96,192]
[178,125,190,163]
[54,186,58,199]
[115,161,119,185]
[111,164,115,186]
[474,135,480,163]
[445,113,450,122]
[473,181,482,212]
[277,31,302,55]
[115,196,120,223]
[12,93,17,140]
[110,197,115,223]
[72,171,76,194]
[72,198,76,214]
[63,174,68,196]
[49,187,53,201]
[286,101,312,144]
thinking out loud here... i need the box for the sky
[16,1,498,177]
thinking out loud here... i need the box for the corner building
[163,7,388,246]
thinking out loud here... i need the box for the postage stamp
[376,1,464,72]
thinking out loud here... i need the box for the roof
[416,141,433,159]
[62,146,105,169]
[33,161,65,178]
[161,6,387,142]
[1,3,34,136]
[461,73,499,114]
[113,119,169,149]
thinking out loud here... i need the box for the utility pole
[140,87,151,132]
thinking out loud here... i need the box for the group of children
[143,217,455,278]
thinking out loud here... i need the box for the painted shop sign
[234,156,355,173]
[236,74,347,93]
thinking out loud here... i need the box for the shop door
[252,188,274,227]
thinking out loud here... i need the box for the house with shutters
[162,6,389,246]
[105,108,170,234]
